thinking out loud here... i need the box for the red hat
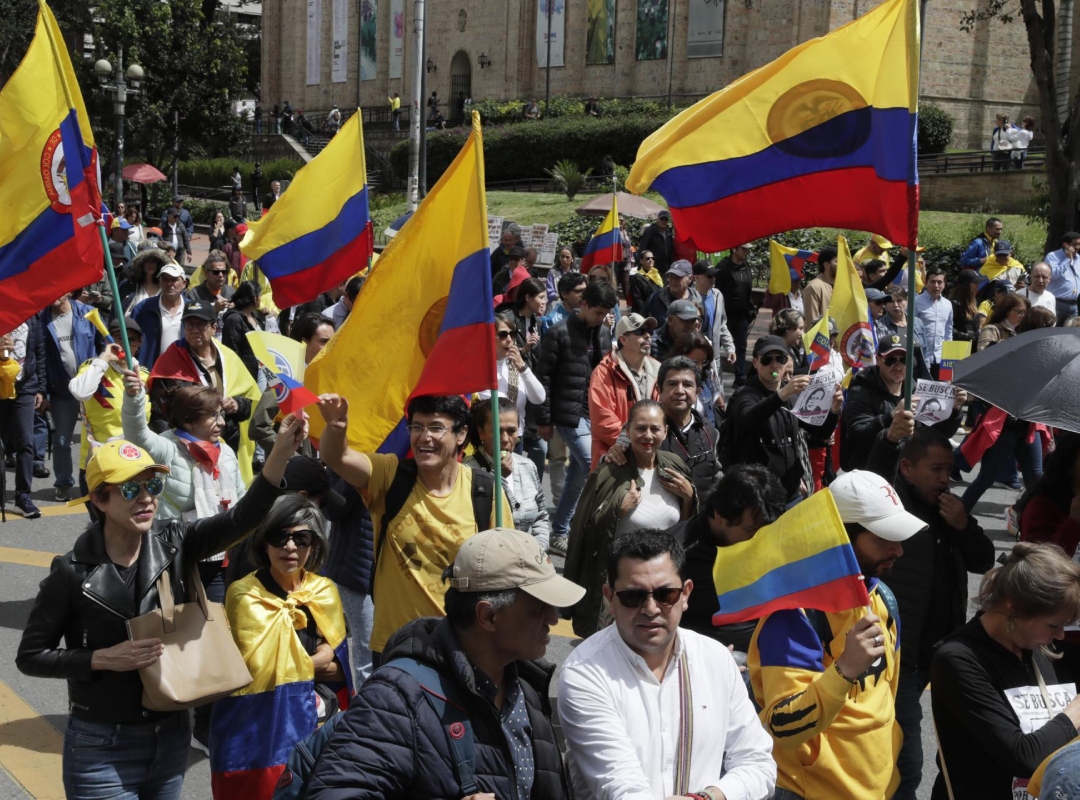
[504,266,531,297]
[235,223,249,236]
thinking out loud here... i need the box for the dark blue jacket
[39,301,100,400]
[323,477,375,596]
[306,617,569,800]
[131,296,185,369]
[16,316,47,397]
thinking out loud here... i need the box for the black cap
[877,334,906,356]
[657,210,671,220]
[508,246,526,259]
[108,316,143,336]
[172,194,184,203]
[753,335,791,358]
[181,301,217,323]
[692,260,719,278]
[283,456,346,507]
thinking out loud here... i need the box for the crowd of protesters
[5,206,1080,800]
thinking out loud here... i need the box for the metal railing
[917,148,1045,174]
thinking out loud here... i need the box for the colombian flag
[306,112,497,455]
[246,331,319,415]
[712,489,870,626]
[240,111,373,308]
[830,236,876,369]
[938,341,971,383]
[802,314,831,372]
[579,195,624,273]
[210,572,352,798]
[626,0,920,253]
[768,240,818,295]
[0,0,104,333]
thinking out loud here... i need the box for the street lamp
[478,52,491,69]
[426,57,436,73]
[95,47,143,209]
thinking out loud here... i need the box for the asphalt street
[0,367,1021,800]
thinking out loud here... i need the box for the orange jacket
[588,351,660,469]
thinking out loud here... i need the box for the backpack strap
[874,581,901,634]
[377,459,419,562]
[382,658,479,796]
[468,467,494,532]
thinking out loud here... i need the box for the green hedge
[391,115,668,185]
[177,157,305,189]
[470,94,676,125]
[918,104,954,155]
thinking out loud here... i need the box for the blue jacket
[131,296,185,369]
[322,477,375,596]
[39,301,100,399]
[306,617,569,800]
[15,316,47,397]
[960,234,992,269]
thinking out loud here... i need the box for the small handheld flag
[830,236,875,369]
[938,340,971,383]
[245,331,318,415]
[580,195,624,273]
[802,315,831,372]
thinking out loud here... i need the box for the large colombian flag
[240,111,373,308]
[579,195,624,273]
[0,0,104,333]
[306,112,497,455]
[626,0,920,253]
[711,489,870,626]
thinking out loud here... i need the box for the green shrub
[546,159,593,200]
[918,104,954,155]
[391,115,667,185]
[176,157,305,188]
[471,94,680,125]
[180,198,263,225]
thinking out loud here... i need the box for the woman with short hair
[931,542,1080,799]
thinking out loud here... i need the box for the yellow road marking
[0,678,65,800]
[0,547,57,569]
[552,618,579,640]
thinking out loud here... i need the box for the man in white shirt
[1018,261,1057,313]
[559,528,776,800]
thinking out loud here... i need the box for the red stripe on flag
[711,575,870,627]
[580,243,624,273]
[211,766,285,799]
[268,222,373,308]
[672,169,916,253]
[410,321,498,400]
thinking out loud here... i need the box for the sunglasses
[206,269,228,276]
[882,354,907,366]
[496,330,513,339]
[614,586,684,608]
[119,477,165,501]
[758,353,789,367]
[266,530,315,549]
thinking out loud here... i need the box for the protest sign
[913,380,956,424]
[790,371,837,427]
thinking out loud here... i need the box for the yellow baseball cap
[871,234,893,249]
[85,440,170,492]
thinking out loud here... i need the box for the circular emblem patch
[841,322,875,368]
[449,721,466,740]
[271,377,292,406]
[267,347,294,378]
[118,443,144,461]
[418,297,449,356]
[40,129,72,213]
[766,79,871,159]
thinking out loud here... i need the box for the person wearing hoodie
[750,470,928,800]
[841,334,966,473]
[726,335,842,503]
[864,426,996,800]
[589,313,660,467]
[305,527,582,799]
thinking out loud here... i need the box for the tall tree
[962,0,1080,253]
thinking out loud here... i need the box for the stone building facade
[262,0,1079,150]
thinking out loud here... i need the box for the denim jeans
[892,666,931,800]
[34,409,48,465]
[772,790,805,800]
[961,423,1042,512]
[730,316,750,381]
[337,584,375,687]
[548,430,568,507]
[50,394,81,488]
[523,435,547,482]
[0,394,35,493]
[552,418,592,538]
[63,713,190,800]
[1039,741,1080,798]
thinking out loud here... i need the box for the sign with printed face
[913,380,955,424]
[791,371,837,427]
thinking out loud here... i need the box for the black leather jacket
[16,474,282,724]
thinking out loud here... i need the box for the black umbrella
[952,328,1080,433]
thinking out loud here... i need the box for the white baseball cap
[830,471,927,542]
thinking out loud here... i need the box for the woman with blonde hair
[930,542,1080,799]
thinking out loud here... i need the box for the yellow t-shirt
[362,452,512,653]
[77,361,151,469]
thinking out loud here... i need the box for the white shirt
[559,625,776,800]
[1019,286,1057,312]
[477,359,546,437]
[616,468,681,535]
[788,291,804,315]
[159,298,185,353]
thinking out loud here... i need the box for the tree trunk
[1055,0,1073,120]
[1020,0,1077,253]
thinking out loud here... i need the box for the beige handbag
[126,566,253,712]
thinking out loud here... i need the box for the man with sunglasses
[727,335,842,504]
[16,417,304,799]
[748,470,928,800]
[841,334,966,473]
[185,253,236,315]
[559,528,776,800]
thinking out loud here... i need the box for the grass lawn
[372,190,1047,259]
